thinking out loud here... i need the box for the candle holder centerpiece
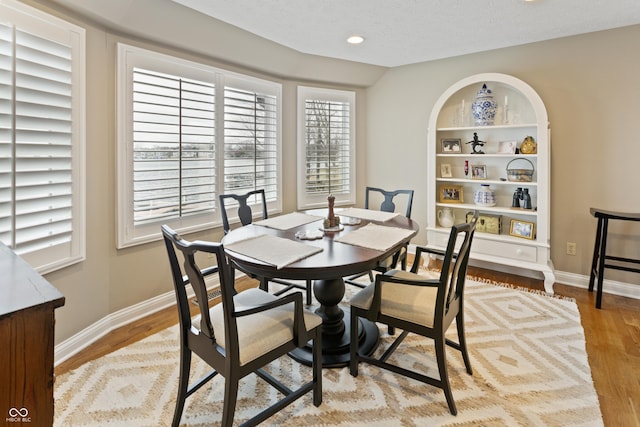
[323,195,342,231]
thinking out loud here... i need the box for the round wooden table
[222,209,419,367]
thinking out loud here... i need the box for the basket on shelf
[506,158,534,182]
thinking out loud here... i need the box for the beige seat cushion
[350,269,440,328]
[194,288,322,366]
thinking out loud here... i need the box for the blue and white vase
[471,83,498,126]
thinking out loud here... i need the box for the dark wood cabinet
[0,243,65,426]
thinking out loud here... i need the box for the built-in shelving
[426,73,555,293]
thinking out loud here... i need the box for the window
[117,44,281,248]
[0,0,85,274]
[297,86,355,209]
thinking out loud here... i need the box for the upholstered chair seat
[350,269,440,328]
[200,288,322,366]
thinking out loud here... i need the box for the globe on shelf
[471,83,498,126]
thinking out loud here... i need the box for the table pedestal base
[289,278,380,368]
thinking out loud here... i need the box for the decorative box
[466,211,501,234]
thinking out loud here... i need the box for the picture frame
[440,163,452,178]
[509,219,535,240]
[498,140,517,154]
[441,138,462,153]
[439,185,464,203]
[471,164,487,180]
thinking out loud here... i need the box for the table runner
[335,223,414,252]
[338,207,399,222]
[253,212,324,231]
[225,234,323,269]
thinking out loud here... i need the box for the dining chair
[348,213,478,415]
[161,225,323,427]
[219,189,313,305]
[344,187,415,288]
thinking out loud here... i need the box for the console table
[0,243,65,425]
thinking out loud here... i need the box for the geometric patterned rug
[54,279,604,426]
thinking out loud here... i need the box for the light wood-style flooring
[55,267,640,426]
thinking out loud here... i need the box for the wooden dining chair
[344,187,415,288]
[348,213,477,415]
[219,189,313,304]
[162,225,323,427]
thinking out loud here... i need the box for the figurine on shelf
[466,132,486,154]
[324,194,340,229]
[520,136,537,154]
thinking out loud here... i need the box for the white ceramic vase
[437,208,455,227]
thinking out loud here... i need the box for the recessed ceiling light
[347,35,365,44]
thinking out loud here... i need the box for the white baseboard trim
[554,270,640,300]
[408,243,640,300]
[54,276,220,367]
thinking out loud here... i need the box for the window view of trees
[304,99,351,195]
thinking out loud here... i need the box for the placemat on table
[335,223,414,252]
[338,207,399,222]
[225,234,323,269]
[254,212,324,231]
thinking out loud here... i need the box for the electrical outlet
[566,242,577,256]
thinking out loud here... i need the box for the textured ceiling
[172,0,640,67]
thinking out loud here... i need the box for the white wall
[21,1,640,345]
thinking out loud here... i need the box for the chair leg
[595,218,609,309]
[456,312,473,375]
[221,377,239,427]
[349,309,359,377]
[435,336,457,416]
[313,327,323,407]
[588,217,604,293]
[306,280,313,305]
[259,276,269,292]
[172,347,192,427]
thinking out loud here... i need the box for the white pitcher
[437,208,454,228]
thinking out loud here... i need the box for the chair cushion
[194,288,322,366]
[350,270,440,328]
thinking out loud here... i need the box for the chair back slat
[439,214,477,315]
[365,186,414,218]
[219,189,268,234]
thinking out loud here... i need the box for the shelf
[435,202,538,216]
[436,123,538,131]
[427,226,545,246]
[437,178,538,187]
[437,153,538,158]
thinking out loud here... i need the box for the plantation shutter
[304,99,351,195]
[223,86,277,201]
[131,68,215,225]
[0,24,74,254]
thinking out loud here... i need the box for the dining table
[221,207,419,368]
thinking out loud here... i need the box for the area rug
[54,279,603,426]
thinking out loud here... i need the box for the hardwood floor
[54,269,640,426]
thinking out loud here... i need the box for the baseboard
[554,270,640,300]
[54,275,220,367]
[407,243,640,300]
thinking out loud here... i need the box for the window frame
[0,0,86,274]
[296,86,356,210]
[116,44,282,248]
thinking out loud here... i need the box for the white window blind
[0,1,85,274]
[132,68,216,225]
[223,86,278,202]
[117,44,282,248]
[297,86,355,209]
